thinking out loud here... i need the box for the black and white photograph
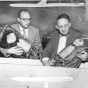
[0,0,88,88]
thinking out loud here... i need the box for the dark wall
[0,6,88,36]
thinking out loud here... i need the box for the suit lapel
[66,35,70,46]
[54,34,60,55]
[54,32,71,54]
[28,26,32,39]
[16,23,20,33]
[27,26,34,44]
[28,26,30,39]
[66,29,74,47]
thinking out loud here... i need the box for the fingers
[77,51,88,61]
[8,46,24,55]
[13,46,24,51]
[42,57,50,66]
[13,46,23,49]
[14,48,24,55]
[73,38,84,46]
[77,51,86,57]
[15,51,23,55]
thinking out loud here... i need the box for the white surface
[0,57,88,88]
[10,3,84,7]
[11,77,73,82]
[0,57,43,65]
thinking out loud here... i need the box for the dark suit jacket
[42,28,81,59]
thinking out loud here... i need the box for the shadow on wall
[0,7,87,49]
[0,7,87,34]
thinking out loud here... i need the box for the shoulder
[69,28,81,38]
[29,25,39,30]
[5,22,19,29]
[70,28,80,33]
[29,25,39,32]
[50,30,59,39]
[9,22,19,28]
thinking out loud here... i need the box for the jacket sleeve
[30,28,43,60]
[32,27,42,47]
[42,39,53,59]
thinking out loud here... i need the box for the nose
[62,26,65,31]
[25,19,30,24]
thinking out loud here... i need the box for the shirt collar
[19,25,23,32]
[60,34,69,38]
[19,24,28,30]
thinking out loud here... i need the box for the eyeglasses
[58,24,69,29]
[20,18,31,21]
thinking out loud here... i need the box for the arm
[0,25,24,56]
[42,39,53,59]
[2,39,31,56]
[33,29,43,59]
[0,46,24,57]
[33,29,42,47]
[41,40,53,66]
[73,29,84,46]
[0,47,8,56]
[72,28,81,39]
[17,39,31,52]
[77,50,88,61]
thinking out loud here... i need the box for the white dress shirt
[57,35,67,54]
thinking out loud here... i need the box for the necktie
[57,36,67,54]
[23,29,26,38]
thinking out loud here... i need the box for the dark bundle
[0,26,26,58]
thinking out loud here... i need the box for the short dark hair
[18,9,30,18]
[57,14,70,22]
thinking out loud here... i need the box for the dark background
[0,7,87,35]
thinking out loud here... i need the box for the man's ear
[17,18,20,22]
[69,23,71,27]
[55,25,58,29]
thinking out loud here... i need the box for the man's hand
[42,57,50,66]
[73,39,84,46]
[17,39,31,52]
[7,46,24,55]
[77,51,88,61]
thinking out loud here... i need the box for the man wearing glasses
[42,14,88,67]
[0,9,42,59]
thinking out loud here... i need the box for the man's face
[18,11,31,29]
[56,18,71,35]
